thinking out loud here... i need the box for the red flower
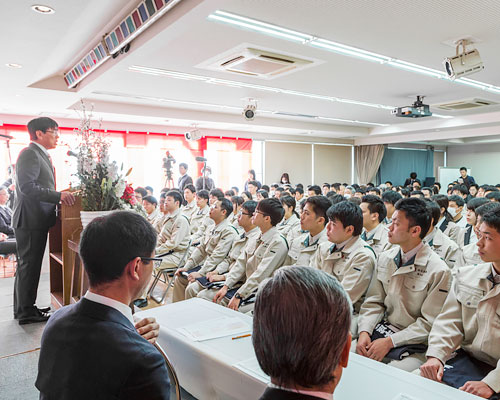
[121,184,136,205]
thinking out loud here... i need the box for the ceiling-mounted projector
[185,129,202,141]
[444,39,484,80]
[392,96,432,118]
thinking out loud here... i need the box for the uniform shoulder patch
[230,225,239,234]
[364,245,377,258]
[280,234,289,250]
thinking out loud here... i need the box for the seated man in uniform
[193,201,260,301]
[420,207,500,399]
[360,194,389,256]
[36,211,170,399]
[255,266,352,400]
[286,196,330,266]
[457,197,490,248]
[134,190,190,308]
[448,195,468,229]
[173,198,238,302]
[189,189,213,245]
[422,199,461,271]
[213,198,288,314]
[356,198,451,372]
[311,201,376,336]
[152,192,167,233]
[181,184,197,220]
[381,190,402,226]
[457,202,500,268]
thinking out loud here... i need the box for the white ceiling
[2,0,500,144]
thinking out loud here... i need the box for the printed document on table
[177,316,250,341]
[234,357,270,383]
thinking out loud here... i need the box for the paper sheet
[177,316,250,341]
[233,357,270,383]
[392,394,420,400]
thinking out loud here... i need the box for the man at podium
[13,117,75,325]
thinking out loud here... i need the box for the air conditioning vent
[199,46,316,79]
[436,98,498,111]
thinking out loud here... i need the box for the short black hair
[460,166,467,172]
[210,188,224,200]
[326,201,363,236]
[257,198,285,226]
[166,190,183,206]
[179,162,188,170]
[296,183,304,189]
[347,196,361,206]
[423,199,441,227]
[295,187,304,195]
[142,195,157,206]
[248,180,259,188]
[257,189,269,198]
[421,187,433,194]
[134,187,147,197]
[79,211,156,286]
[308,185,321,195]
[197,189,209,200]
[394,197,431,239]
[382,190,402,205]
[225,189,236,197]
[242,200,258,215]
[449,195,465,207]
[219,198,233,218]
[242,190,253,199]
[322,183,331,189]
[231,186,239,193]
[434,182,442,190]
[231,195,244,206]
[261,185,270,192]
[327,192,345,205]
[385,181,393,186]
[481,207,500,234]
[368,187,381,195]
[361,195,387,222]
[410,172,417,179]
[486,192,500,202]
[410,190,424,198]
[467,197,490,212]
[304,196,331,227]
[27,117,58,141]
[476,202,500,219]
[145,186,153,193]
[184,184,196,193]
[452,184,469,195]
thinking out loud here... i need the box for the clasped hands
[356,331,393,361]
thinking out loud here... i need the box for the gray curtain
[355,145,385,184]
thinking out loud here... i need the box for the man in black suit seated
[36,211,170,400]
[253,266,352,400]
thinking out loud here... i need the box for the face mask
[344,194,351,199]
[447,207,458,217]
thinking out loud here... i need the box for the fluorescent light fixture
[432,113,453,119]
[129,65,395,111]
[5,63,22,68]
[208,10,500,96]
[93,90,385,126]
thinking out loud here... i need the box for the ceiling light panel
[208,10,500,96]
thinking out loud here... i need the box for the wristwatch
[234,293,243,300]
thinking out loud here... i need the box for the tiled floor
[0,247,196,400]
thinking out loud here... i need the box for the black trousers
[13,228,48,318]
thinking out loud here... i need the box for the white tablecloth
[136,298,481,400]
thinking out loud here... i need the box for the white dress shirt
[84,291,135,325]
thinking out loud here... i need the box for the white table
[136,299,481,400]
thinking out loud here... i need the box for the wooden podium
[48,197,83,308]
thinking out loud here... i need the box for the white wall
[314,144,352,184]
[447,143,500,185]
[265,141,312,185]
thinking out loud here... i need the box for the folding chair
[148,240,192,304]
[0,238,17,277]
[154,342,181,400]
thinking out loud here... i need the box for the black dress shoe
[133,298,148,308]
[18,311,51,325]
[37,306,51,313]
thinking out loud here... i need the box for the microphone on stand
[195,156,207,162]
[67,150,78,157]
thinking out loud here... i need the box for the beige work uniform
[362,223,389,257]
[277,213,300,239]
[312,236,376,335]
[196,227,261,302]
[190,205,214,244]
[285,228,328,267]
[437,217,460,243]
[181,200,198,221]
[228,213,243,235]
[224,226,289,313]
[426,263,500,392]
[173,218,238,302]
[156,209,191,269]
[357,243,451,371]
[456,225,477,248]
[424,228,462,271]
[147,207,161,225]
[456,242,482,268]
[152,213,166,234]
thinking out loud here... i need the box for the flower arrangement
[73,102,144,215]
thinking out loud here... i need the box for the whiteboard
[438,167,472,194]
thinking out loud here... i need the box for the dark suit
[36,298,171,399]
[13,142,61,318]
[0,205,14,236]
[259,387,326,400]
[403,178,421,187]
[178,174,193,192]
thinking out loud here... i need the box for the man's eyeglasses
[253,210,269,217]
[139,256,163,264]
[238,211,253,217]
[45,129,59,136]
